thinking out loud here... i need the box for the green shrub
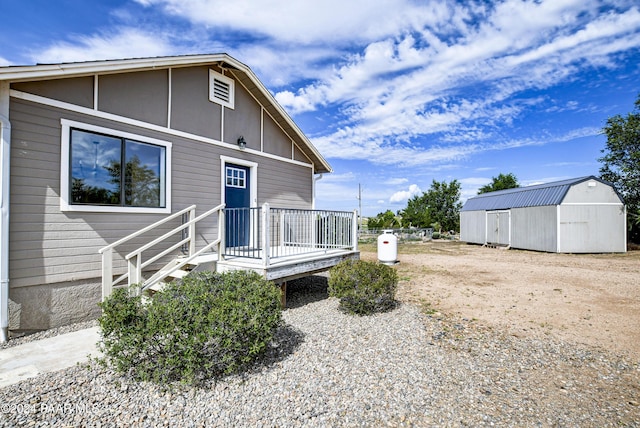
[98,270,282,385]
[431,232,441,239]
[328,259,398,315]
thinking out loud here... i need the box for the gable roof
[0,54,332,174]
[461,176,621,211]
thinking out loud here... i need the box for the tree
[477,173,520,194]
[367,210,401,230]
[399,179,462,231]
[423,179,463,232]
[599,93,640,243]
[400,194,431,228]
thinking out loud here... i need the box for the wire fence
[359,228,434,243]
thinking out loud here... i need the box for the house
[0,54,359,341]
[460,176,626,253]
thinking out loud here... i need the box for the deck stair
[144,253,218,295]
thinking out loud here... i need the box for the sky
[1,0,639,216]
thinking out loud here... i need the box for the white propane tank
[377,230,398,265]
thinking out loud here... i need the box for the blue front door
[225,164,250,247]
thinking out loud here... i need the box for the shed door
[225,164,250,247]
[486,210,510,245]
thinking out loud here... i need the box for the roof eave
[0,54,333,174]
[0,54,236,82]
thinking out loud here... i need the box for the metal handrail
[99,205,196,254]
[99,204,224,300]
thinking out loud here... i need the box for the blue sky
[1,0,639,216]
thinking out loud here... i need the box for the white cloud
[29,28,176,64]
[269,2,639,167]
[134,0,448,45]
[389,184,422,203]
[385,178,409,185]
[0,57,11,66]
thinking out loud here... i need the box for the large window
[61,120,171,213]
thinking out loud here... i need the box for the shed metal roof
[461,176,618,211]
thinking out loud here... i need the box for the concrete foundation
[9,279,102,330]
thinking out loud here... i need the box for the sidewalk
[0,327,100,388]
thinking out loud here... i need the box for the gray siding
[223,80,261,149]
[11,77,94,108]
[263,115,293,159]
[558,204,626,253]
[9,99,182,288]
[460,211,485,244]
[510,206,557,252]
[562,179,622,204]
[170,66,222,140]
[9,95,313,288]
[257,156,312,209]
[98,70,169,126]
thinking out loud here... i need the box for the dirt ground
[360,240,640,360]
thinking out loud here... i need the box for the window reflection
[70,129,165,208]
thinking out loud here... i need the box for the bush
[98,270,282,385]
[431,232,441,239]
[328,259,398,315]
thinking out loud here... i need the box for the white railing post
[312,212,318,249]
[128,254,142,296]
[352,210,359,251]
[218,208,226,261]
[101,248,113,301]
[188,205,196,257]
[262,203,271,267]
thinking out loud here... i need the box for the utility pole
[357,184,362,234]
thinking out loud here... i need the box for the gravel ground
[1,275,639,427]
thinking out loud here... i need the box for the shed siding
[562,179,622,204]
[558,204,626,253]
[510,206,557,252]
[460,211,486,244]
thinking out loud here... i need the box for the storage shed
[460,176,627,253]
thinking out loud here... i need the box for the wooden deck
[216,247,360,283]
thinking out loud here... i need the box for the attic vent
[209,69,235,109]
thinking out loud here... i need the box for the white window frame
[209,69,235,109]
[225,166,247,189]
[60,118,172,214]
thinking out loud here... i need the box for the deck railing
[224,204,358,266]
[99,203,357,299]
[99,204,225,299]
